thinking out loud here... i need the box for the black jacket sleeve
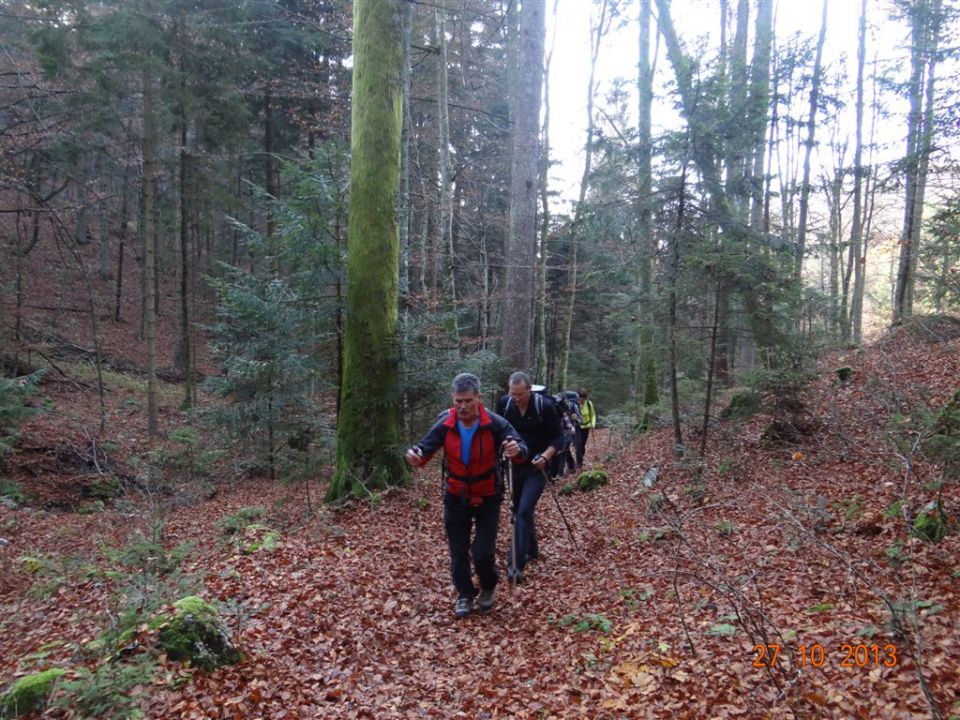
[414,415,448,465]
[488,412,529,462]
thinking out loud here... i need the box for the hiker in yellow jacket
[575,389,596,469]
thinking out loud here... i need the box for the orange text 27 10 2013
[752,643,898,669]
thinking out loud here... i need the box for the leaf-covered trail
[2,324,960,718]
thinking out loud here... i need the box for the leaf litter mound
[1,328,959,718]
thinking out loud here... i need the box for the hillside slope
[1,319,959,719]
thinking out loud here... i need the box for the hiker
[576,389,597,469]
[552,391,580,479]
[495,371,563,583]
[405,373,527,618]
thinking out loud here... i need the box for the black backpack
[554,390,583,428]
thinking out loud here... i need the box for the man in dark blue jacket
[406,373,526,618]
[496,371,563,584]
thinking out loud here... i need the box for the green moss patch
[239,524,280,554]
[152,596,240,670]
[577,470,609,492]
[1,668,66,717]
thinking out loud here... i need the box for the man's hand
[531,453,548,471]
[405,447,425,467]
[501,438,520,458]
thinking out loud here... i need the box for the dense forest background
[1,0,958,492]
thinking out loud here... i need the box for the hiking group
[405,371,597,618]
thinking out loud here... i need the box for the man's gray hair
[508,371,532,388]
[451,372,481,395]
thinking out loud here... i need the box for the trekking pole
[506,453,519,583]
[538,467,580,551]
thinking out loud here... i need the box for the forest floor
[2,316,960,719]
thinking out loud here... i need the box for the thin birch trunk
[849,0,867,343]
[794,0,828,281]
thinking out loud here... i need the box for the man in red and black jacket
[406,373,527,619]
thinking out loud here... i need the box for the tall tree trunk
[500,0,545,370]
[399,0,413,299]
[114,171,129,322]
[828,179,841,334]
[264,91,277,247]
[669,169,687,454]
[794,0,828,282]
[894,12,924,324]
[725,0,749,219]
[636,0,658,424]
[435,0,459,356]
[97,190,110,280]
[748,0,773,233]
[536,0,558,382]
[849,0,868,343]
[142,71,159,436]
[479,188,490,350]
[899,0,942,320]
[329,0,406,501]
[178,43,194,410]
[558,0,608,388]
[854,58,881,336]
[14,209,24,343]
[700,279,722,460]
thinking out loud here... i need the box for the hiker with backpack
[576,389,597,469]
[552,390,582,479]
[495,371,563,583]
[405,373,527,619]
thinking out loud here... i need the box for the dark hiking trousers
[443,492,501,598]
[575,427,591,467]
[510,466,546,570]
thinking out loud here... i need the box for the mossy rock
[85,476,122,500]
[720,390,763,420]
[835,366,854,383]
[577,470,609,492]
[239,524,280,554]
[1,668,66,717]
[152,596,240,670]
[217,506,267,536]
[76,499,106,514]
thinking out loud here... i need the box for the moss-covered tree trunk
[328,0,406,501]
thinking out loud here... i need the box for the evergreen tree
[205,155,345,480]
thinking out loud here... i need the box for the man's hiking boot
[454,596,474,618]
[478,588,496,612]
